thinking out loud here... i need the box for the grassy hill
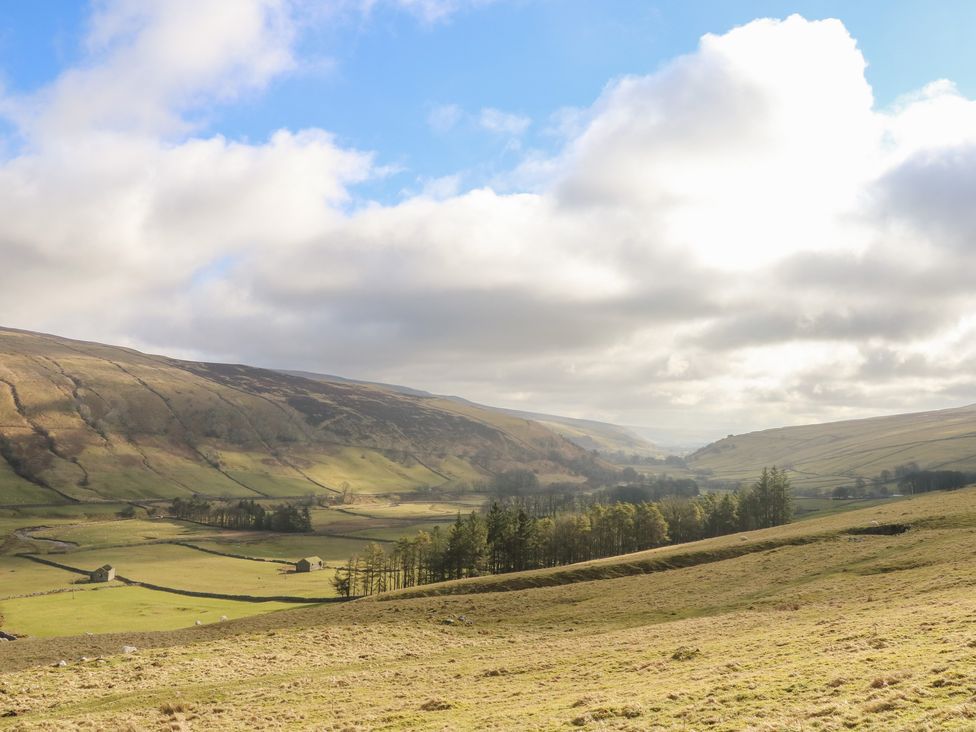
[281,369,665,458]
[1,487,974,729]
[0,327,593,505]
[688,403,976,492]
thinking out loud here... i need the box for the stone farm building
[91,564,116,582]
[296,556,323,572]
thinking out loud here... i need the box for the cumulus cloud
[3,0,297,140]
[2,8,976,442]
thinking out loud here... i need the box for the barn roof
[96,564,114,571]
[300,556,322,563]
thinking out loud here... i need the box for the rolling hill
[281,370,666,457]
[688,403,976,491]
[0,327,595,506]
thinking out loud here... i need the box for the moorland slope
[282,369,664,457]
[688,404,976,491]
[0,327,591,505]
[1,487,974,729]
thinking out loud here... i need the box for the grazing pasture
[1,586,305,637]
[30,519,225,550]
[0,556,90,599]
[38,544,338,598]
[333,501,476,521]
[187,534,374,565]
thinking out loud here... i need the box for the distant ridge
[687,403,976,491]
[278,370,664,457]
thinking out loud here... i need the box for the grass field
[792,495,899,520]
[0,556,92,599]
[2,487,974,729]
[34,543,338,598]
[187,534,375,565]
[0,503,140,523]
[0,503,474,641]
[345,521,448,541]
[333,501,475,520]
[30,519,224,550]
[1,586,306,637]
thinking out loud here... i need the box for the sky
[2,1,976,446]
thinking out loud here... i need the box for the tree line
[801,462,975,500]
[333,466,793,597]
[168,497,312,532]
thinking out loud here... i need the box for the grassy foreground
[1,488,975,730]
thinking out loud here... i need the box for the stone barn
[91,564,116,582]
[296,556,323,573]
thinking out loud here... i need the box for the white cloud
[478,107,530,136]
[419,173,463,199]
[2,0,297,141]
[3,9,976,442]
[428,104,531,139]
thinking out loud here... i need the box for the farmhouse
[296,556,323,573]
[91,564,116,582]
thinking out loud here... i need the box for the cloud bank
[2,6,976,443]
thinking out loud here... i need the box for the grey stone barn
[296,556,323,573]
[91,564,116,582]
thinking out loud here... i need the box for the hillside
[2,487,974,729]
[688,404,976,492]
[281,369,665,457]
[0,327,592,505]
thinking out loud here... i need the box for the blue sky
[2,1,976,443]
[3,1,976,203]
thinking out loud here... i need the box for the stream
[13,526,79,552]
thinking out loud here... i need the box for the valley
[1,327,975,730]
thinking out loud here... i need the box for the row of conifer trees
[169,497,312,532]
[332,467,793,597]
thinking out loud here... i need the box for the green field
[0,503,141,523]
[40,543,337,598]
[792,495,900,520]
[0,556,92,599]
[333,501,475,520]
[187,534,375,565]
[30,518,225,550]
[345,521,448,541]
[1,586,305,637]
[0,499,486,641]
